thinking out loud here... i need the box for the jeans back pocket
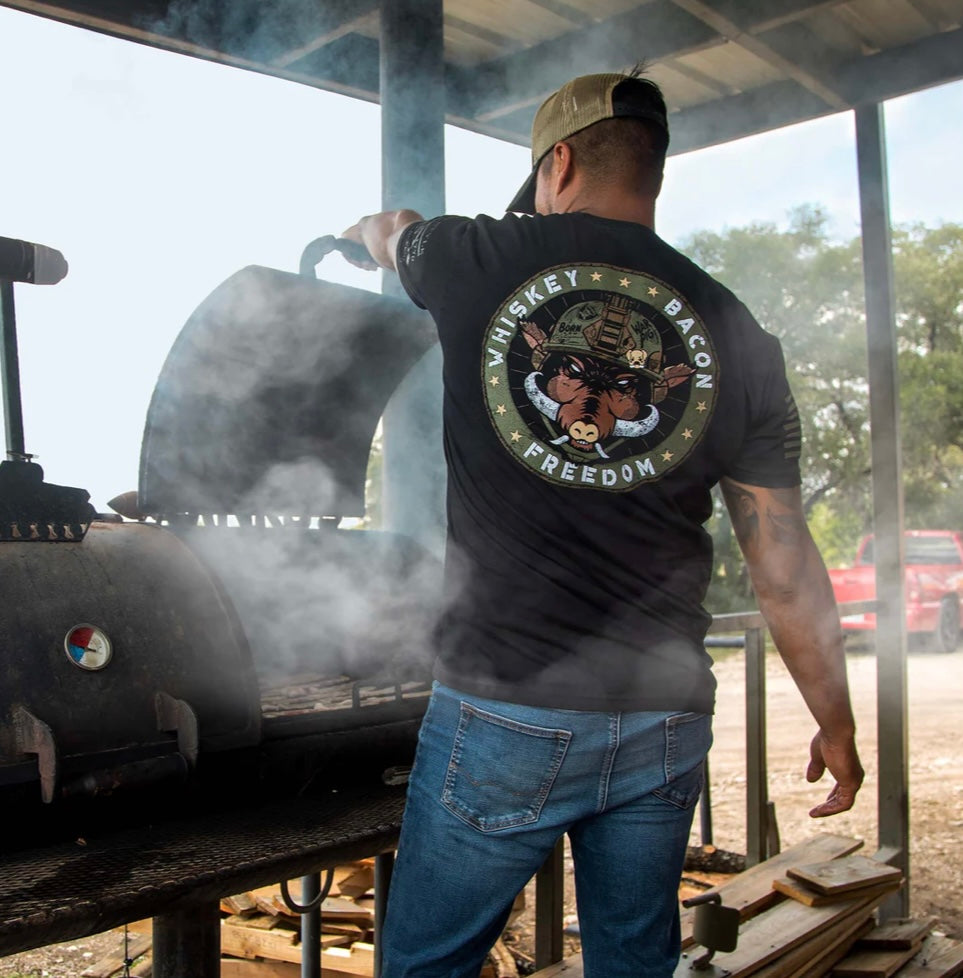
[442,703,571,832]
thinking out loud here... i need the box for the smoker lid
[138,266,436,518]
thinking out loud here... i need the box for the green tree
[679,214,963,611]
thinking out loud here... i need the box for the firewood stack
[79,837,963,978]
[538,835,963,978]
[80,859,521,978]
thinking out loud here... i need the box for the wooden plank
[697,886,896,978]
[319,942,376,977]
[335,863,376,899]
[789,918,876,978]
[323,921,367,939]
[752,912,874,978]
[893,935,963,978]
[773,876,906,908]
[222,892,258,915]
[831,942,923,978]
[680,835,865,948]
[787,855,902,896]
[220,959,301,978]
[321,896,375,924]
[224,913,283,930]
[220,921,301,965]
[526,954,584,978]
[490,937,520,978]
[121,919,153,936]
[856,918,939,950]
[81,934,152,977]
[130,956,153,978]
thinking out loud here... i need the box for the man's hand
[341,210,423,272]
[806,729,864,818]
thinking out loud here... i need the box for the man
[343,70,863,978]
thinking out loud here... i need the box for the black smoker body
[1,263,441,850]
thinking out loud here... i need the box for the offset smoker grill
[1,258,441,847]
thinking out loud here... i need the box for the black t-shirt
[397,212,800,713]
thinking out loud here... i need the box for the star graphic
[590,271,603,282]
[696,401,707,413]
[496,404,507,416]
[647,286,659,297]
[489,375,500,387]
[661,450,674,462]
[510,430,522,442]
[682,428,693,440]
[619,277,631,288]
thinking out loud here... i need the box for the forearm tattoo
[727,485,806,548]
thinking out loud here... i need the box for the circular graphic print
[482,263,719,490]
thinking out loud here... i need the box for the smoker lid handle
[298,235,373,278]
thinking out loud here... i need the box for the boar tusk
[595,443,610,459]
[612,405,660,438]
[550,435,570,446]
[524,372,561,422]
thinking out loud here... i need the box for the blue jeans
[381,683,712,978]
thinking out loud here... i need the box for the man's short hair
[508,71,669,213]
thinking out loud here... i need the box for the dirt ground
[2,646,960,977]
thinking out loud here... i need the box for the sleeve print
[397,216,464,312]
[399,217,445,265]
[783,391,801,463]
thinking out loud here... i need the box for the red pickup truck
[828,530,963,652]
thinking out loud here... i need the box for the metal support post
[744,626,770,866]
[0,280,26,458]
[854,102,909,917]
[374,850,395,978]
[699,755,713,846]
[378,0,447,556]
[152,899,221,978]
[535,838,565,969]
[300,873,321,978]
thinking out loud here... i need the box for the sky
[0,5,960,512]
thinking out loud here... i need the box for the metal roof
[3,0,962,155]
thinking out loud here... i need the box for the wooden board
[751,912,874,978]
[894,935,963,978]
[695,886,893,978]
[224,913,284,930]
[321,896,374,923]
[856,918,939,950]
[221,959,301,978]
[319,941,376,977]
[80,933,152,977]
[680,835,865,949]
[773,876,904,908]
[336,864,376,899]
[786,855,902,896]
[222,892,258,915]
[220,921,301,965]
[831,942,923,978]
[790,918,876,978]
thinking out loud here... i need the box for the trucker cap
[507,72,669,215]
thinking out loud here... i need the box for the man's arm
[341,209,424,271]
[720,476,864,818]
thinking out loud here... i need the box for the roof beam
[710,0,849,34]
[669,0,849,109]
[836,25,963,103]
[447,0,724,122]
[666,25,963,155]
[271,0,378,69]
[668,77,829,153]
